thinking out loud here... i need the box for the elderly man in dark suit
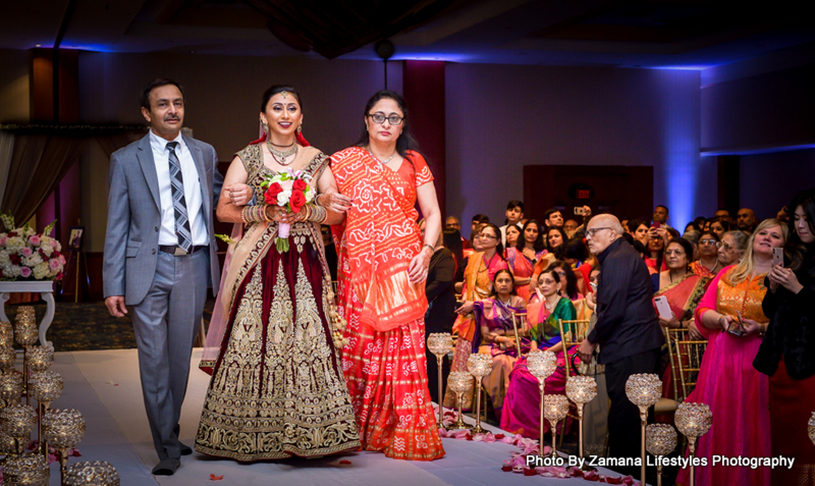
[578,214,664,480]
[102,79,235,475]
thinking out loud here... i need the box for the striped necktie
[166,142,192,253]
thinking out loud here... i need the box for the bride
[194,85,360,460]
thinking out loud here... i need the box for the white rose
[33,262,49,280]
[0,250,9,266]
[277,190,291,205]
[5,237,24,252]
[22,253,43,267]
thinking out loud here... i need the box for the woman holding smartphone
[676,219,787,486]
[754,189,815,485]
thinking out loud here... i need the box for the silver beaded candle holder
[565,375,598,468]
[0,403,38,451]
[64,460,121,486]
[14,310,38,408]
[2,453,50,485]
[526,349,557,453]
[675,402,712,486]
[44,408,86,483]
[0,370,24,403]
[446,371,472,430]
[646,423,678,486]
[30,370,64,458]
[0,346,16,371]
[426,333,453,429]
[0,321,12,348]
[0,428,26,456]
[466,353,493,434]
[26,345,54,373]
[625,373,662,482]
[543,394,570,458]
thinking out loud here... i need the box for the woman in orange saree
[332,91,444,461]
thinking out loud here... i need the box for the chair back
[510,311,527,357]
[674,335,707,400]
[663,327,688,400]
[558,319,591,378]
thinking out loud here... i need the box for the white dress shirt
[149,130,208,246]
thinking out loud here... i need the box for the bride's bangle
[303,204,327,223]
[315,193,330,208]
[242,205,267,223]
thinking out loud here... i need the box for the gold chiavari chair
[509,311,528,358]
[674,334,707,400]
[663,327,687,400]
[557,319,591,379]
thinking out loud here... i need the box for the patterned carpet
[3,299,216,352]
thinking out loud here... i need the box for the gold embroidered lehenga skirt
[195,231,360,461]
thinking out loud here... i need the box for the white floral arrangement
[0,212,65,281]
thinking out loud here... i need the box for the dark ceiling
[1,0,813,69]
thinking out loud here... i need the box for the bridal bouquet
[261,168,315,252]
[0,212,65,281]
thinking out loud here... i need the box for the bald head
[586,214,623,255]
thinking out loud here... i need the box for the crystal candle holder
[447,371,472,430]
[0,370,24,402]
[565,375,598,467]
[466,353,493,434]
[0,321,12,348]
[45,408,86,483]
[2,453,50,485]
[14,310,38,347]
[26,345,54,373]
[64,460,121,486]
[0,403,38,437]
[625,373,662,483]
[543,394,570,458]
[0,345,16,370]
[30,370,64,457]
[0,428,26,456]
[647,423,678,486]
[675,402,712,486]
[526,350,558,447]
[427,333,453,429]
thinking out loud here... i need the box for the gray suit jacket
[102,133,223,306]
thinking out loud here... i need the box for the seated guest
[737,207,758,234]
[506,219,546,301]
[676,219,786,486]
[717,230,748,268]
[709,216,730,240]
[544,226,568,259]
[691,231,721,277]
[682,228,700,260]
[504,224,521,253]
[563,219,579,238]
[471,213,489,238]
[754,189,815,485]
[500,267,576,439]
[620,219,630,234]
[500,199,524,247]
[549,260,584,302]
[694,216,708,232]
[628,219,649,246]
[544,208,564,229]
[445,223,507,410]
[446,215,471,250]
[472,269,527,420]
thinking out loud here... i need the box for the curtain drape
[0,132,14,212]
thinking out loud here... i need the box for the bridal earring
[261,120,269,133]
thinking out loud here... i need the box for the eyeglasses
[699,238,717,246]
[718,242,735,251]
[476,233,497,240]
[664,250,685,256]
[586,227,612,237]
[367,113,404,125]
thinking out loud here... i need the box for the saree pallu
[443,252,507,410]
[332,147,443,461]
[769,357,815,485]
[506,248,545,301]
[690,260,718,278]
[676,266,770,486]
[653,274,709,399]
[473,297,528,419]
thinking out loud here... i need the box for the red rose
[289,189,306,213]
[292,179,307,191]
[265,182,283,205]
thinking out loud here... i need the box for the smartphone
[727,313,745,337]
[574,207,585,216]
[773,247,784,267]
[654,296,673,320]
[650,221,661,229]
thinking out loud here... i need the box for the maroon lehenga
[195,144,359,461]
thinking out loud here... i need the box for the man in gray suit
[103,79,223,476]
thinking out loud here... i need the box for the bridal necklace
[267,139,297,165]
